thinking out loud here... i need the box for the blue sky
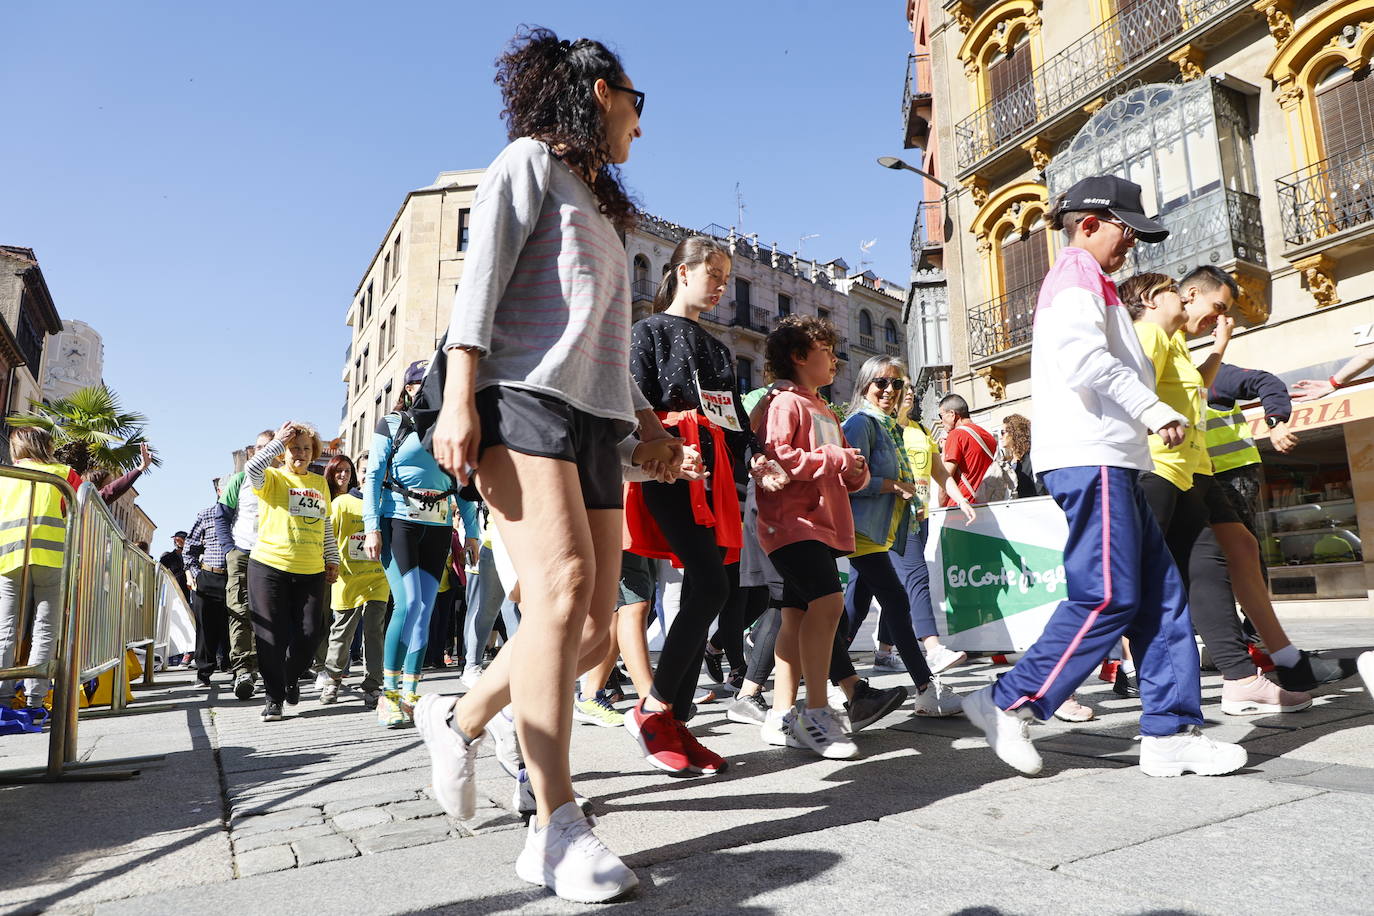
[4,1,921,552]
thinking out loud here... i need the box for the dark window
[387,306,397,352]
[458,208,471,252]
[391,235,401,281]
[778,293,792,317]
[988,41,1034,143]
[735,278,752,308]
[15,300,44,370]
[737,356,754,394]
[365,282,373,321]
[885,319,900,345]
[858,310,873,337]
[383,253,392,291]
[818,307,830,322]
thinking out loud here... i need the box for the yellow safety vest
[0,460,74,575]
[1203,405,1262,474]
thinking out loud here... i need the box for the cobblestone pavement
[2,620,1372,915]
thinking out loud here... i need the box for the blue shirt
[365,413,478,535]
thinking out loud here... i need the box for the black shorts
[1197,474,1242,526]
[475,385,623,511]
[768,540,842,610]
[617,550,657,608]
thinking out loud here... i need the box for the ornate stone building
[42,319,103,402]
[925,0,1374,613]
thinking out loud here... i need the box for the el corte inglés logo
[941,527,1066,633]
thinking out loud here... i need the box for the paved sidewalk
[1,619,1371,915]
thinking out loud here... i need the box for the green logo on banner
[940,526,1067,634]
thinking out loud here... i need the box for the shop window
[1257,428,1363,600]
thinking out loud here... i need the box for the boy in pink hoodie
[757,316,870,760]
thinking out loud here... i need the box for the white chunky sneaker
[460,665,482,690]
[792,705,859,760]
[318,680,340,705]
[1139,726,1248,777]
[485,705,524,778]
[1359,651,1374,698]
[313,670,332,693]
[761,707,803,748]
[414,694,483,819]
[924,642,968,674]
[963,685,1042,775]
[912,678,964,717]
[515,800,638,903]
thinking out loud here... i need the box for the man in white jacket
[963,175,1247,779]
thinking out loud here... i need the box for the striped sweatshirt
[446,137,650,431]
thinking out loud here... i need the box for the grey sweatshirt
[447,137,650,428]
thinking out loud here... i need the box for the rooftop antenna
[735,182,746,229]
[799,233,819,257]
[858,238,877,272]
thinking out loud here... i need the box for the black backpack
[382,337,467,506]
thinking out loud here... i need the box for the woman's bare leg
[773,607,803,711]
[616,601,656,699]
[1213,521,1293,652]
[799,593,844,710]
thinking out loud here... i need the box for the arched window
[859,309,874,339]
[987,36,1035,143]
[884,319,900,345]
[1315,65,1374,163]
[633,254,650,286]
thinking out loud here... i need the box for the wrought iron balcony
[631,278,657,302]
[911,200,945,273]
[954,0,1251,173]
[1132,187,1266,274]
[1276,143,1374,248]
[903,53,933,149]
[834,335,849,360]
[967,280,1040,362]
[700,306,732,326]
[15,308,44,371]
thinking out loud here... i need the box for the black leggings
[709,584,769,673]
[247,558,327,703]
[744,604,857,687]
[848,552,934,686]
[1139,473,1251,680]
[642,481,737,720]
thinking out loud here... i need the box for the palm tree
[7,386,157,475]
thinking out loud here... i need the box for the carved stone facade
[1294,254,1340,309]
[42,319,103,402]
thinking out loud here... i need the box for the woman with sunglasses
[419,26,677,904]
[841,356,963,718]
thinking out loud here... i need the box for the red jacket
[756,382,869,555]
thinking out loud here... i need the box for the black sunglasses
[870,377,905,392]
[609,83,645,117]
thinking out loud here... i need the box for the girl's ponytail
[652,268,678,312]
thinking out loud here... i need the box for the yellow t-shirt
[902,423,938,510]
[252,466,333,574]
[1135,323,1211,491]
[851,500,906,557]
[330,493,389,608]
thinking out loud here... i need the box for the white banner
[924,496,1068,653]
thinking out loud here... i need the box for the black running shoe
[285,680,300,706]
[846,679,909,733]
[1113,667,1140,699]
[704,650,726,684]
[197,672,213,688]
[1275,650,1347,692]
[233,673,255,700]
[262,700,283,721]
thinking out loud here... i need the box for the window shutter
[1317,67,1374,163]
[1000,227,1050,295]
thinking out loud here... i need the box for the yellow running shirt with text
[1135,322,1211,491]
[252,467,333,574]
[330,493,389,608]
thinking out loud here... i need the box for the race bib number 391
[288,488,325,519]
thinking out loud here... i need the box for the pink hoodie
[756,381,870,555]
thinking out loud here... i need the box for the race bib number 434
[289,488,325,519]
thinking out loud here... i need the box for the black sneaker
[846,679,909,733]
[726,692,769,725]
[196,672,213,688]
[1113,667,1140,699]
[726,671,745,695]
[285,680,300,706]
[703,650,726,684]
[262,700,283,721]
[233,673,256,700]
[1275,650,1347,692]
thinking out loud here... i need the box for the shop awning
[1243,380,1374,439]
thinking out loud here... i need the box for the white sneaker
[792,705,859,760]
[319,681,340,705]
[460,665,482,690]
[1139,726,1248,777]
[313,670,332,692]
[912,678,963,717]
[514,800,638,903]
[963,685,1042,775]
[1357,651,1373,698]
[923,642,968,674]
[761,708,803,747]
[414,694,483,819]
[486,705,524,778]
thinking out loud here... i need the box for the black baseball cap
[404,360,428,385]
[1060,175,1168,243]
[173,530,189,539]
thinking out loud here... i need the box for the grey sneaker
[726,692,769,725]
[486,705,523,778]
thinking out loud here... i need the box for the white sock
[1122,659,1137,677]
[1270,644,1301,668]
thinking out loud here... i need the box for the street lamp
[876,156,949,191]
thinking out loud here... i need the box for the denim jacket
[842,405,915,556]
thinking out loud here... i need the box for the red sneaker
[675,721,727,776]
[624,701,690,774]
[1098,659,1120,683]
[1247,643,1276,673]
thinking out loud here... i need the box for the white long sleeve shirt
[1029,247,1185,475]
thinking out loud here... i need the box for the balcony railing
[903,53,933,148]
[1133,187,1266,273]
[631,278,657,302]
[700,306,732,326]
[911,201,945,266]
[883,340,903,357]
[15,308,43,370]
[1277,143,1374,248]
[968,280,1041,361]
[954,0,1249,171]
[834,335,849,359]
[856,334,878,353]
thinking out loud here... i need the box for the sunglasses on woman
[870,378,905,392]
[609,84,645,116]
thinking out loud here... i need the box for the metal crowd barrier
[0,468,172,781]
